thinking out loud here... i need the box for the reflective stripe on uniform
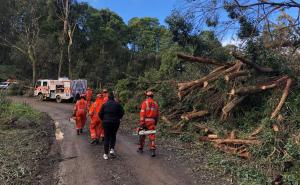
[145,118,155,121]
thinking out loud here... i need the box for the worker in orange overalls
[73,94,88,135]
[102,89,109,103]
[89,93,105,144]
[138,90,159,157]
[86,87,93,107]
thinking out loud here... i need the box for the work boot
[137,148,143,153]
[80,129,83,133]
[90,139,97,144]
[77,129,80,135]
[95,139,100,144]
[151,149,156,157]
[109,149,116,158]
[103,154,108,160]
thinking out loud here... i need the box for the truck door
[42,81,49,96]
[34,80,42,96]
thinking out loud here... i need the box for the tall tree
[0,0,43,84]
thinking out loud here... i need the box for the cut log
[231,51,274,73]
[230,76,288,96]
[272,124,280,132]
[213,139,261,145]
[193,124,214,134]
[162,116,173,125]
[177,53,226,66]
[228,131,236,139]
[181,110,209,121]
[178,66,226,92]
[213,143,250,159]
[250,125,263,137]
[225,71,250,82]
[271,78,292,119]
[208,134,219,139]
[203,61,243,87]
[222,96,246,115]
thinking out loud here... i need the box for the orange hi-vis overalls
[86,89,93,107]
[89,98,104,140]
[74,99,88,130]
[139,98,159,150]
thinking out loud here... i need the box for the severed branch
[231,52,274,73]
[181,110,209,121]
[271,78,293,119]
[224,71,250,82]
[177,53,227,66]
[222,96,246,117]
[178,66,226,92]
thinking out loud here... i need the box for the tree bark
[271,78,292,118]
[58,49,64,78]
[178,66,226,92]
[225,71,250,82]
[181,110,209,121]
[213,139,261,145]
[222,96,246,116]
[203,61,242,87]
[177,53,227,66]
[230,76,288,96]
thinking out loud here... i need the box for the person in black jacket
[99,91,124,160]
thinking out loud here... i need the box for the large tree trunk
[27,46,37,84]
[230,76,288,96]
[58,49,64,78]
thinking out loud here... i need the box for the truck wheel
[56,95,62,103]
[38,93,44,101]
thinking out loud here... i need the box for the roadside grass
[0,94,54,185]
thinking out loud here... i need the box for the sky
[78,0,180,24]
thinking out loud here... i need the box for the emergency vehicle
[34,78,87,103]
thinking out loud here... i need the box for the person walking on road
[86,87,93,107]
[73,94,88,135]
[89,93,105,144]
[138,90,159,157]
[99,91,124,160]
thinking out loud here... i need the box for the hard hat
[146,90,154,96]
[102,89,108,93]
[96,93,103,98]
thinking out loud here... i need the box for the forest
[1,0,300,184]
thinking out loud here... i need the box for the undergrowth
[0,93,53,185]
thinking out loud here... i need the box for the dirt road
[12,97,200,185]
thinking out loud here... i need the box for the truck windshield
[35,81,41,88]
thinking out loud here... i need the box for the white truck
[34,78,87,103]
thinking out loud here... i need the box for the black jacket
[99,99,124,125]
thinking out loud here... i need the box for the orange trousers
[90,119,104,140]
[75,111,86,130]
[138,123,156,150]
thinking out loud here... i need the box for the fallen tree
[229,76,288,96]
